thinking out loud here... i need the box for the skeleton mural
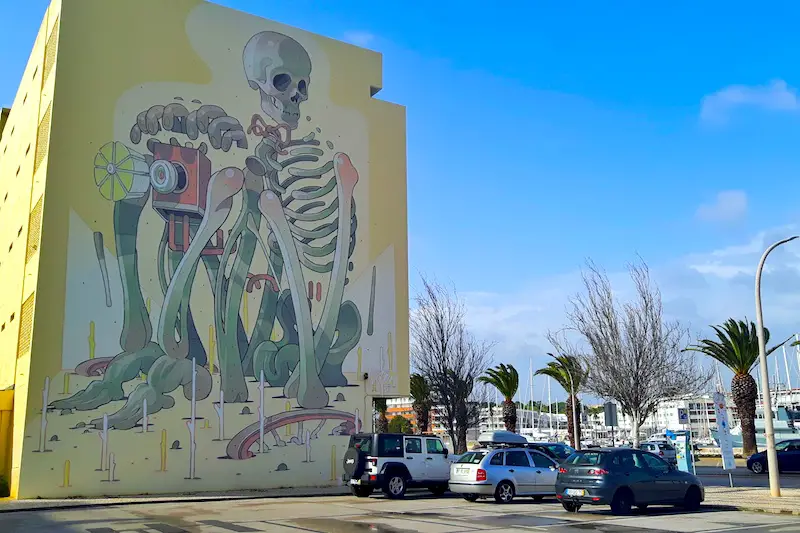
[50,31,364,432]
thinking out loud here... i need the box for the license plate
[565,489,585,497]
[456,468,469,475]
[350,479,361,485]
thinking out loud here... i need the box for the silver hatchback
[449,447,559,503]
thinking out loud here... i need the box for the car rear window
[565,451,607,466]
[351,436,372,454]
[547,444,573,459]
[659,443,674,451]
[457,452,487,464]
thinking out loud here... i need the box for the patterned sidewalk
[705,486,800,516]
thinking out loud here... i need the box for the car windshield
[457,452,487,464]
[565,451,607,466]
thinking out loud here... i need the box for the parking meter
[673,434,693,473]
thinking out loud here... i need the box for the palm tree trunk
[732,373,758,457]
[377,411,389,433]
[503,400,518,433]
[413,402,430,434]
[565,395,581,448]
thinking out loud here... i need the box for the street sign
[603,402,618,427]
[677,408,689,425]
[713,392,736,470]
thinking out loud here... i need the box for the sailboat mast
[783,345,793,401]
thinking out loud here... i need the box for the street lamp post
[755,235,798,498]
[566,369,580,451]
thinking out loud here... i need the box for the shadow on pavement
[0,512,147,533]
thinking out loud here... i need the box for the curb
[734,505,800,516]
[0,488,351,514]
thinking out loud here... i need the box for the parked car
[638,441,677,465]
[747,439,800,474]
[555,448,704,515]
[526,442,576,463]
[342,433,452,499]
[449,431,559,503]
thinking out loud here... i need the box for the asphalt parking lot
[2,492,800,533]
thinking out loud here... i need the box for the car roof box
[477,430,529,447]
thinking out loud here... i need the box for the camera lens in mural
[150,160,188,194]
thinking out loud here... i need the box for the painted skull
[243,31,311,130]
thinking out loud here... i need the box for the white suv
[638,441,677,465]
[342,433,453,498]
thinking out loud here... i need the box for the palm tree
[478,364,520,432]
[684,318,789,457]
[409,374,432,433]
[374,398,389,433]
[535,354,587,448]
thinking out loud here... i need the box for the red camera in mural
[149,141,225,255]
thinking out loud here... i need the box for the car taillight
[588,468,609,475]
[476,469,487,481]
[558,467,568,474]
[659,451,664,456]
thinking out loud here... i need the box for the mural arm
[130,103,247,152]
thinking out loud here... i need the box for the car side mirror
[443,448,449,458]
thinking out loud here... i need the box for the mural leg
[167,247,207,367]
[158,167,244,360]
[318,301,361,387]
[256,191,327,408]
[214,188,259,403]
[51,196,160,412]
[51,344,163,411]
[243,234,284,378]
[91,354,212,430]
[116,195,152,353]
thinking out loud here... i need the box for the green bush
[388,415,412,434]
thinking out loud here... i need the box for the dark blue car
[747,439,800,474]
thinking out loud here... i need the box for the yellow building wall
[0,0,61,497]
[14,0,408,498]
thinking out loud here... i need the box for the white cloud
[342,31,376,48]
[700,80,799,124]
[461,225,800,399]
[695,190,748,223]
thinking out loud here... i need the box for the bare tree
[562,260,711,446]
[411,276,493,453]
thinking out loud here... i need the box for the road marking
[198,520,261,532]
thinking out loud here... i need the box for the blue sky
[5,1,800,398]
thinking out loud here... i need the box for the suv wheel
[494,481,515,503]
[383,474,407,499]
[350,485,373,498]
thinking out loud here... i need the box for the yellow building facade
[0,0,408,498]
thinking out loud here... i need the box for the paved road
[696,467,800,488]
[1,493,799,532]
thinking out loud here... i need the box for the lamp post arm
[755,235,798,498]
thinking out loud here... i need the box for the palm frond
[534,353,587,394]
[477,363,519,401]
[683,318,788,374]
